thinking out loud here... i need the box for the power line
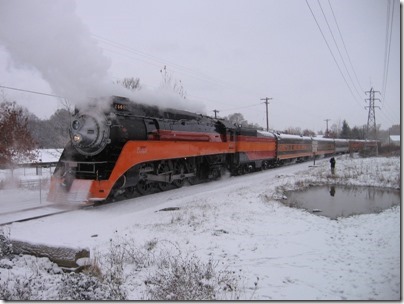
[215,102,262,113]
[95,33,267,117]
[381,0,395,103]
[0,85,65,99]
[327,0,364,93]
[378,106,397,126]
[378,0,398,128]
[317,0,363,101]
[305,0,363,110]
[92,33,234,90]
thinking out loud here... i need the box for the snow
[34,149,63,163]
[0,155,400,300]
[15,148,63,165]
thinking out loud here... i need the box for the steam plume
[0,0,206,114]
[0,0,111,105]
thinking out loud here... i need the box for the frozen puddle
[283,185,400,220]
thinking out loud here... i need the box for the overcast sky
[0,0,400,133]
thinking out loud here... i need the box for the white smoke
[0,0,112,106]
[0,0,206,115]
[118,86,207,114]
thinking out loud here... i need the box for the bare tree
[0,100,37,170]
[226,113,247,126]
[160,66,187,99]
[116,77,141,91]
[59,97,74,114]
[328,123,339,138]
[27,108,70,149]
[284,127,302,135]
[302,129,316,137]
[224,113,263,129]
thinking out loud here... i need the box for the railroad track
[0,157,332,226]
[0,203,91,226]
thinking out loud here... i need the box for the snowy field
[0,154,401,300]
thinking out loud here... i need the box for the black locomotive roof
[216,119,235,129]
[237,127,259,137]
[112,96,203,121]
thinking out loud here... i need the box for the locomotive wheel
[172,161,185,188]
[173,179,184,188]
[158,182,171,191]
[210,168,221,180]
[137,180,152,195]
[187,176,200,185]
[124,186,139,199]
[157,161,171,191]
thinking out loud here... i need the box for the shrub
[0,276,33,300]
[144,254,240,300]
[58,272,112,300]
[0,230,13,258]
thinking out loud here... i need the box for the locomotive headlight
[72,120,80,130]
[72,133,82,143]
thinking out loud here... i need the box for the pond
[283,185,400,220]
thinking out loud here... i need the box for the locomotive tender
[47,96,372,203]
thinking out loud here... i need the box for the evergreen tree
[340,120,351,139]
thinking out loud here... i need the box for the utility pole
[365,87,381,140]
[213,109,219,119]
[324,119,331,137]
[260,97,273,131]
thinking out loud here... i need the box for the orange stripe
[245,151,276,160]
[278,152,312,160]
[237,135,275,142]
[236,141,276,152]
[90,141,233,199]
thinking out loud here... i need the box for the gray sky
[0,0,400,133]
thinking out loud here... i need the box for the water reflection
[329,186,335,197]
[284,186,400,220]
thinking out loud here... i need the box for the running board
[145,172,195,183]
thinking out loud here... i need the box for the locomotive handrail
[61,160,108,164]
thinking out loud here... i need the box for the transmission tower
[365,87,381,140]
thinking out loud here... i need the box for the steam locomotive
[47,96,376,203]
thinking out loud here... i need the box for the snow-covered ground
[0,154,400,300]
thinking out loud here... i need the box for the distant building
[18,149,63,167]
[389,135,400,147]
